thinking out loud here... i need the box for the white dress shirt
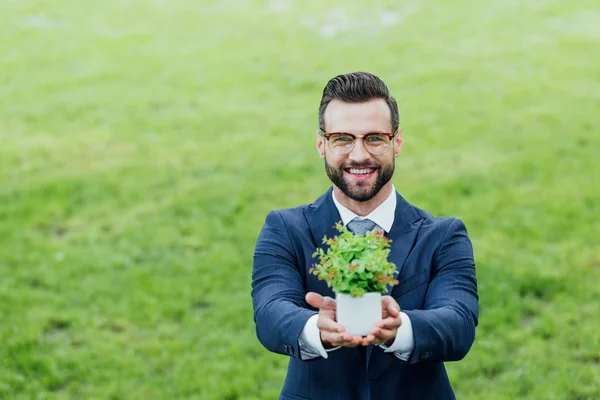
[299,186,415,361]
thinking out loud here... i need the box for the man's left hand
[362,296,402,346]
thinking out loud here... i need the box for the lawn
[1,0,599,399]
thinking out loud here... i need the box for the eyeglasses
[320,130,396,155]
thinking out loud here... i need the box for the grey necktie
[346,218,378,235]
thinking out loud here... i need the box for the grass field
[1,0,599,399]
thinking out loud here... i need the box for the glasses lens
[328,133,354,154]
[364,133,391,155]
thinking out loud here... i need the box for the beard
[325,155,395,202]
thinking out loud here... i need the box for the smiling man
[252,72,479,400]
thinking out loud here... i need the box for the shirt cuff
[379,312,414,361]
[299,314,341,360]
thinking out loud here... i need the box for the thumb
[306,292,336,311]
[382,296,400,317]
[305,292,324,308]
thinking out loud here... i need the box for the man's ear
[394,129,403,158]
[316,130,325,159]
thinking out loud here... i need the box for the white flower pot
[336,292,382,336]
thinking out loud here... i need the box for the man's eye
[333,135,353,143]
[366,135,385,142]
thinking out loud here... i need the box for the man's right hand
[305,292,364,348]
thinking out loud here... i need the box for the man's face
[316,99,403,202]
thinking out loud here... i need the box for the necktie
[346,218,378,235]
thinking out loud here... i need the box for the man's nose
[348,138,370,163]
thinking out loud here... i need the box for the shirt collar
[331,185,396,233]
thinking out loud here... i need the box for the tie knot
[347,218,378,236]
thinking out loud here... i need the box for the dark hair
[318,72,399,133]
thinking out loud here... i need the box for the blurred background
[1,0,599,399]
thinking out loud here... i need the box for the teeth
[348,168,373,175]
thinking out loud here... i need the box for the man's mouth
[343,167,377,180]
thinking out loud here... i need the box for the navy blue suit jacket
[252,188,479,400]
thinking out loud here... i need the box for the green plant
[310,222,398,298]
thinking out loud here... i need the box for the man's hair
[318,72,399,133]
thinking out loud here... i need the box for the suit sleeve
[402,218,479,364]
[251,210,316,359]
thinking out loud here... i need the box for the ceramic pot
[335,292,382,336]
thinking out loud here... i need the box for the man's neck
[332,183,394,217]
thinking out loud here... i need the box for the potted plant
[310,222,398,336]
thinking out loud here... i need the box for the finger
[323,332,363,348]
[377,316,402,330]
[362,334,386,346]
[368,328,395,345]
[349,335,364,346]
[338,333,363,347]
[321,331,343,348]
[362,328,390,345]
[317,314,344,333]
[362,333,378,345]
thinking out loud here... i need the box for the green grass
[1,0,599,398]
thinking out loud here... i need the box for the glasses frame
[319,130,397,155]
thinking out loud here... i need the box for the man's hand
[362,295,402,346]
[305,292,364,348]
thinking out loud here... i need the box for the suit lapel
[303,186,343,250]
[385,193,424,294]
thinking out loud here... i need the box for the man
[252,72,478,399]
